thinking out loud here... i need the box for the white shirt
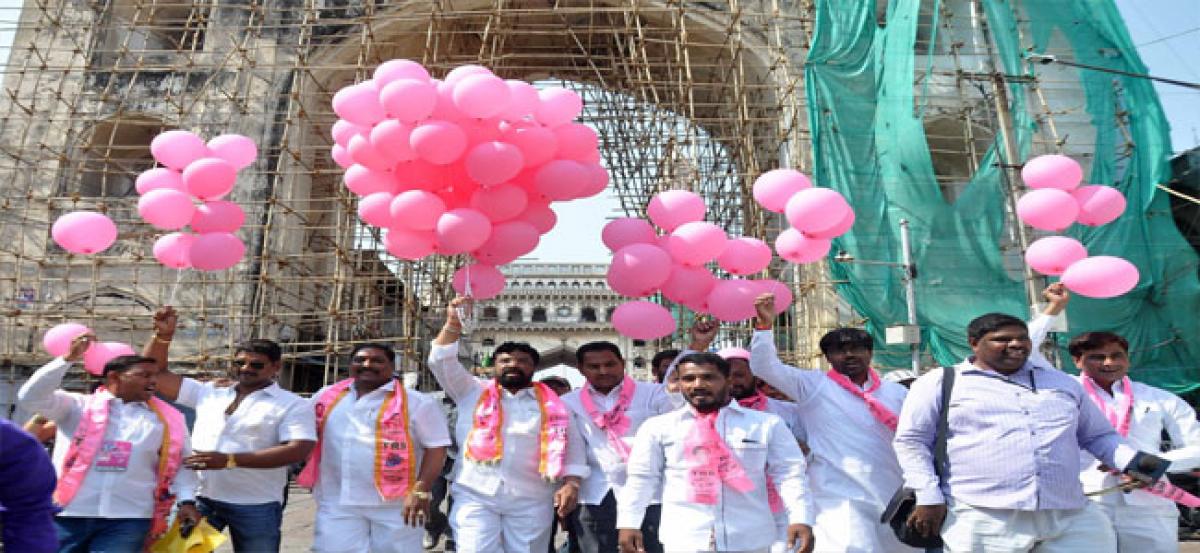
[17,358,198,518]
[750,331,908,508]
[561,379,676,505]
[312,380,452,506]
[427,342,589,498]
[177,378,316,504]
[616,403,813,551]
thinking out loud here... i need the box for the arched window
[556,306,572,317]
[572,282,581,287]
[532,307,547,322]
[481,306,499,321]
[507,307,523,322]
[78,118,163,197]
[580,307,597,322]
[482,338,496,348]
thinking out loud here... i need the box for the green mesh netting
[804,0,1200,392]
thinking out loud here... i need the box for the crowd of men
[2,282,1197,553]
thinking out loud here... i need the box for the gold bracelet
[442,326,462,334]
[409,490,431,500]
[152,333,173,344]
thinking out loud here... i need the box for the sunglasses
[232,359,267,370]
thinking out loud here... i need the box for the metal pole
[899,219,920,373]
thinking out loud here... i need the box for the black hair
[676,352,730,377]
[966,313,1027,342]
[102,355,157,378]
[235,338,282,362]
[494,341,540,366]
[650,349,680,382]
[818,328,874,355]
[576,341,623,365]
[350,342,396,364]
[1068,332,1130,357]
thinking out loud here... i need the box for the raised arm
[749,294,816,403]
[142,306,185,402]
[16,333,93,423]
[427,296,483,403]
[1028,284,1068,369]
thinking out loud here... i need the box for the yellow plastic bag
[149,517,227,553]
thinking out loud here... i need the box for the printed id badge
[95,440,133,472]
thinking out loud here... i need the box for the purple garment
[0,418,59,552]
[893,359,1138,511]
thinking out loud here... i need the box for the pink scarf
[826,368,899,431]
[297,379,415,501]
[1082,375,1134,437]
[579,375,636,461]
[54,388,186,540]
[683,409,755,505]
[465,380,570,480]
[735,391,783,513]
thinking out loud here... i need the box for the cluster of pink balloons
[1019,155,1138,298]
[752,169,855,264]
[330,60,608,300]
[42,322,135,376]
[135,130,256,271]
[602,190,795,339]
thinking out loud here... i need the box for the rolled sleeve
[413,398,453,449]
[175,377,204,409]
[563,415,591,479]
[16,358,82,424]
[893,370,945,505]
[278,398,318,443]
[427,342,481,403]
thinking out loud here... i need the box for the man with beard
[297,343,450,552]
[616,353,815,553]
[143,307,316,552]
[750,294,916,552]
[429,297,589,553]
[18,335,200,552]
[649,350,679,385]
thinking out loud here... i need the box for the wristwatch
[409,490,432,500]
[225,453,238,469]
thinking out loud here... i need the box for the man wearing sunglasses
[143,306,317,552]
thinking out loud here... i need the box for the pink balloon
[206,134,257,170]
[753,169,812,213]
[775,228,831,264]
[661,264,717,304]
[752,279,795,315]
[330,144,353,169]
[665,221,728,267]
[718,237,772,275]
[332,82,385,126]
[602,218,658,251]
[552,123,599,162]
[373,59,431,86]
[347,134,394,171]
[135,168,185,195]
[380,79,438,123]
[189,232,245,271]
[453,74,511,119]
[501,123,558,167]
[369,120,417,163]
[502,80,540,121]
[444,65,493,86]
[392,160,442,192]
[1060,256,1140,298]
[706,279,759,322]
[357,192,395,227]
[153,232,196,269]
[409,121,468,165]
[805,209,856,239]
[389,190,446,231]
[784,188,852,235]
[611,301,676,340]
[150,130,209,171]
[83,341,137,376]
[472,221,540,265]
[519,203,557,234]
[183,157,238,200]
[383,227,436,260]
[470,184,528,222]
[465,142,525,186]
[535,87,583,128]
[435,208,493,254]
[606,243,672,297]
[1025,236,1087,276]
[138,189,195,230]
[191,201,245,234]
[331,120,368,146]
[534,160,588,200]
[647,190,706,232]
[1022,154,1082,191]
[1072,185,1127,226]
[344,165,396,196]
[429,80,465,121]
[452,263,506,299]
[52,211,118,254]
[577,163,610,198]
[1016,188,1080,231]
[43,323,92,357]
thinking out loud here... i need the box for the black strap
[933,366,955,480]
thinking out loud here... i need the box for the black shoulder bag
[881,365,955,548]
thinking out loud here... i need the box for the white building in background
[462,263,658,382]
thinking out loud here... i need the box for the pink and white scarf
[465,380,570,480]
[736,390,783,513]
[826,368,899,431]
[683,409,754,505]
[579,375,636,461]
[1082,375,1134,437]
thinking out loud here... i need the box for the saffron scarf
[1082,375,1134,437]
[825,368,899,431]
[683,409,754,505]
[53,388,186,540]
[465,380,569,480]
[735,391,783,513]
[579,375,636,461]
[296,378,415,501]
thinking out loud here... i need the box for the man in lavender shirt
[894,312,1161,553]
[0,417,59,552]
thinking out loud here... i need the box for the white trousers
[1094,501,1178,553]
[450,483,553,553]
[311,502,422,553]
[941,502,1116,553]
[812,498,918,552]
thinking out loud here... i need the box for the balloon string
[168,269,185,306]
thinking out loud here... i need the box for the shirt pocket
[730,440,769,470]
